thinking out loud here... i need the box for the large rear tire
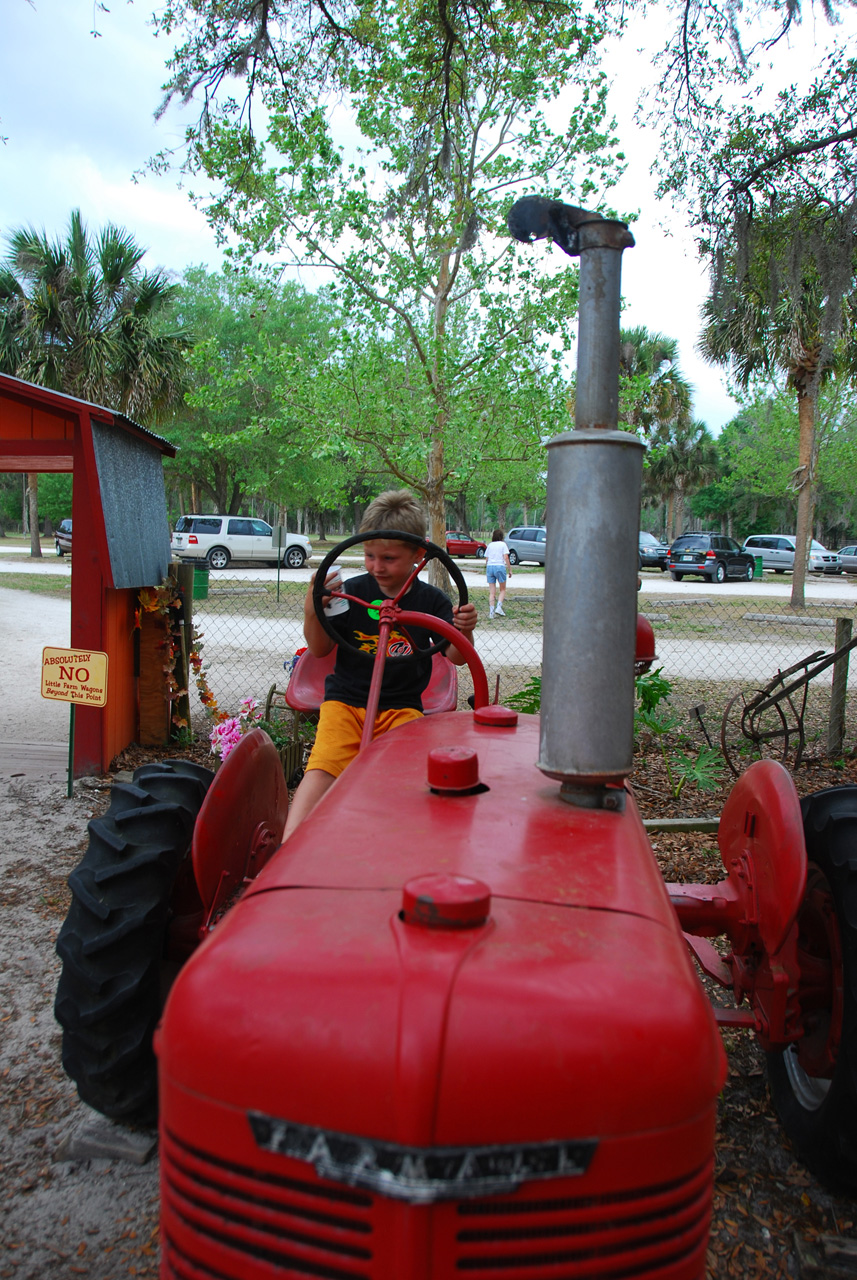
[766,786,857,1194]
[55,760,214,1125]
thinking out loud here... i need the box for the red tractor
[55,212,857,1279]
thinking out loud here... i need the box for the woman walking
[485,529,512,619]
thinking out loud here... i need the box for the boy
[283,490,478,837]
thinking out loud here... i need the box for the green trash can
[753,555,763,580]
[193,567,210,600]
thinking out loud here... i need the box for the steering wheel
[311,531,489,737]
[312,530,469,660]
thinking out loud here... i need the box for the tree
[648,2,857,220]
[151,0,622,577]
[690,383,857,544]
[618,325,692,437]
[0,210,190,557]
[646,418,718,538]
[643,0,857,593]
[162,266,338,515]
[698,206,857,606]
[263,311,564,537]
[0,209,188,421]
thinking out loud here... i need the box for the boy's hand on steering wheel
[453,602,478,636]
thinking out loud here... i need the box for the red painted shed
[0,373,177,776]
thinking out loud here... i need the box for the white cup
[323,565,349,617]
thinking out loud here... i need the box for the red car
[445,529,487,557]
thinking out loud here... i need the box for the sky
[0,0,825,432]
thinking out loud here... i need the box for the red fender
[717,758,807,957]
[191,729,289,933]
[669,760,807,1047]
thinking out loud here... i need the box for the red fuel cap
[427,746,480,792]
[402,874,491,929]
[473,704,518,727]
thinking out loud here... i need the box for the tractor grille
[449,1159,713,1276]
[162,1128,711,1280]
[162,1128,375,1279]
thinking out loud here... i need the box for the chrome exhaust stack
[507,208,641,805]
[539,427,643,800]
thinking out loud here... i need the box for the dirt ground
[3,743,856,1279]
[2,569,857,1278]
[0,773,161,1280]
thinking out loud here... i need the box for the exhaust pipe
[506,212,641,799]
[538,427,643,793]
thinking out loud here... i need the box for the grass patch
[197,579,307,615]
[0,573,72,598]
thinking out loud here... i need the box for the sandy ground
[2,569,856,1277]
[0,584,70,745]
[1,586,159,1280]
[0,774,160,1280]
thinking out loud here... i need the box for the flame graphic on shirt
[353,627,414,658]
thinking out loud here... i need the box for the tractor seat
[285,647,459,715]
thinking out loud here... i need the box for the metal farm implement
[720,627,857,776]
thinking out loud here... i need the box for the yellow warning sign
[41,647,108,707]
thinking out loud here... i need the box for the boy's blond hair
[359,489,426,541]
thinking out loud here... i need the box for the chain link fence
[187,564,857,768]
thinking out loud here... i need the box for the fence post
[827,616,852,758]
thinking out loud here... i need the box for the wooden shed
[0,373,177,776]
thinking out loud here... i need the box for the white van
[742,534,841,575]
[171,516,312,570]
[505,526,547,565]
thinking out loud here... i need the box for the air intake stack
[507,205,641,804]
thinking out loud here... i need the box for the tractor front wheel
[54,760,214,1125]
[766,786,857,1194]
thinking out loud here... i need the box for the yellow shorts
[306,700,423,779]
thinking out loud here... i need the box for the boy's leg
[282,701,363,840]
[283,768,336,839]
[281,703,421,841]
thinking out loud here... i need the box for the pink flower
[209,696,264,761]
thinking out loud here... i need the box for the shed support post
[827,616,852,758]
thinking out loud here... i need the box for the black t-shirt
[324,573,455,711]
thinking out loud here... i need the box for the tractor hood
[243,712,679,920]
[158,713,725,1188]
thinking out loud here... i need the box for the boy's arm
[444,602,478,666]
[303,574,337,657]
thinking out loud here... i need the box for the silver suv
[505,526,547,565]
[171,516,312,570]
[742,534,841,575]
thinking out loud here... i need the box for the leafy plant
[494,663,725,802]
[635,666,672,715]
[636,674,725,801]
[258,715,316,752]
[505,675,542,715]
[667,747,725,796]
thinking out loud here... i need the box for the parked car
[837,543,857,574]
[638,531,669,570]
[171,516,312,570]
[742,534,841,575]
[445,530,487,558]
[55,518,72,556]
[667,532,755,583]
[505,525,547,565]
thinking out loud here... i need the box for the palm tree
[618,326,693,437]
[0,210,189,555]
[698,206,857,608]
[646,419,719,539]
[0,210,188,422]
